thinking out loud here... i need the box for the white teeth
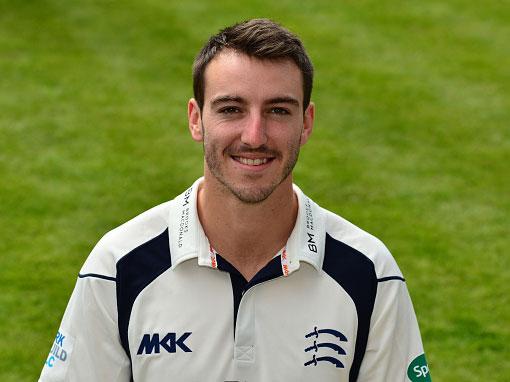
[237,157,269,166]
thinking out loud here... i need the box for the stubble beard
[202,126,301,204]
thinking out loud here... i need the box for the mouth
[232,156,273,166]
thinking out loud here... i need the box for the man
[39,19,430,382]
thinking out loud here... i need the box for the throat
[217,244,283,282]
[203,213,294,281]
[197,178,298,281]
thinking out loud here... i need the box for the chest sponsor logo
[304,326,347,368]
[137,332,192,355]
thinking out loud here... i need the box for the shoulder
[79,200,175,279]
[322,207,403,280]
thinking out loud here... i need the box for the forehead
[203,50,304,104]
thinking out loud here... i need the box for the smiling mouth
[232,156,272,166]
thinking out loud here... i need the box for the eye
[270,107,290,115]
[219,106,241,114]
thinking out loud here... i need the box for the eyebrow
[211,95,246,107]
[210,95,300,108]
[266,97,300,107]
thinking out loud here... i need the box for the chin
[225,172,295,204]
[231,188,274,204]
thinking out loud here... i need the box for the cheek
[277,126,304,148]
[203,130,230,158]
[203,125,239,149]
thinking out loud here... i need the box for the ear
[188,98,203,142]
[300,102,315,146]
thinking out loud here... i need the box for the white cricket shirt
[39,178,430,381]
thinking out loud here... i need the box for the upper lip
[231,154,274,159]
[228,147,279,160]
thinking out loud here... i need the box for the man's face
[188,50,314,203]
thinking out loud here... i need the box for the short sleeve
[38,276,131,381]
[356,279,431,381]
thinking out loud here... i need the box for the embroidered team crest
[304,326,347,368]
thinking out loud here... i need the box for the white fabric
[39,178,427,381]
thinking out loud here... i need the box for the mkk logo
[137,332,192,355]
[304,326,347,368]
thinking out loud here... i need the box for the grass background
[1,0,509,380]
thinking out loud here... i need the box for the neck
[197,175,298,281]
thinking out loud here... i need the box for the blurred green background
[1,1,509,380]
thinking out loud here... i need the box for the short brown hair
[192,18,314,111]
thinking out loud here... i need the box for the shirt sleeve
[356,279,431,382]
[38,275,131,382]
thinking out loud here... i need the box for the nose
[240,113,267,148]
